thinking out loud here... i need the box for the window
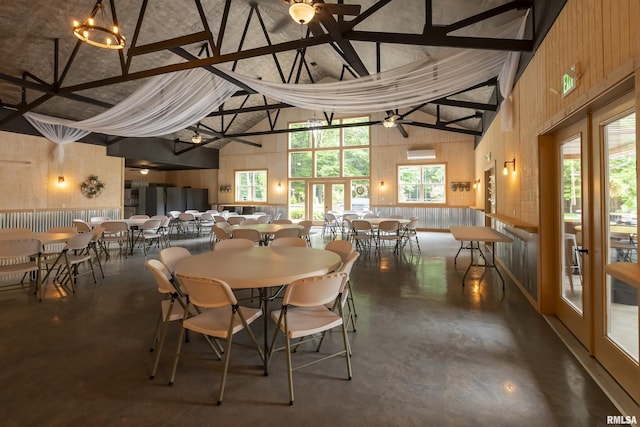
[235,170,267,202]
[288,117,370,179]
[398,164,446,203]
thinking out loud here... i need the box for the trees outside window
[398,164,446,203]
[235,170,267,202]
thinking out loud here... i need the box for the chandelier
[307,116,324,144]
[72,0,125,50]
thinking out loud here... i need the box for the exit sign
[562,65,579,96]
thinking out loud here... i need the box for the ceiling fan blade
[314,3,361,16]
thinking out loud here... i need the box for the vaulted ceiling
[0,0,565,170]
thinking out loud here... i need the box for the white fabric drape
[23,113,90,162]
[498,12,529,131]
[26,67,238,138]
[23,16,527,139]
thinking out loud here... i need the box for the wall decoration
[81,175,105,198]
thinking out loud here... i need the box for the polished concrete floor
[0,230,621,426]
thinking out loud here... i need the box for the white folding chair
[0,239,42,299]
[171,274,264,404]
[268,272,351,405]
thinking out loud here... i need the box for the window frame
[234,169,268,203]
[397,163,447,204]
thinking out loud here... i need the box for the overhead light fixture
[140,169,149,175]
[383,115,400,128]
[503,158,516,175]
[72,0,126,50]
[191,131,202,144]
[289,0,315,25]
[307,115,324,144]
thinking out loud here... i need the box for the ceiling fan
[381,115,412,128]
[272,1,362,31]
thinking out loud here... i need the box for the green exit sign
[562,65,579,96]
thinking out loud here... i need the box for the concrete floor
[0,231,621,426]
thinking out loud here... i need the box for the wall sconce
[379,180,385,189]
[57,176,65,186]
[473,179,481,189]
[277,182,283,191]
[503,158,516,175]
[451,181,471,192]
[219,185,232,193]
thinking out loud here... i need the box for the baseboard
[543,314,639,417]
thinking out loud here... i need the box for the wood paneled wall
[219,108,477,212]
[0,130,123,211]
[475,0,639,226]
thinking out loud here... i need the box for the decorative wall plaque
[81,175,105,198]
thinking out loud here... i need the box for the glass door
[592,92,639,401]
[555,121,591,347]
[309,181,345,221]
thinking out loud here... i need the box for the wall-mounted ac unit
[407,149,436,160]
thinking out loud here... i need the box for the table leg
[461,242,475,285]
[261,287,269,376]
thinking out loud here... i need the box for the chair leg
[285,334,294,405]
[168,326,187,385]
[150,301,174,379]
[217,335,233,405]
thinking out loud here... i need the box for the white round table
[176,246,341,375]
[176,246,340,288]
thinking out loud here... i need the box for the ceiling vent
[407,149,436,160]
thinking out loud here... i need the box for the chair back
[378,220,400,233]
[142,219,162,231]
[64,232,94,251]
[145,259,175,294]
[339,251,360,277]
[273,227,299,239]
[168,211,182,219]
[178,213,195,221]
[206,209,219,214]
[150,215,168,221]
[273,219,293,224]
[227,216,246,225]
[176,275,237,308]
[159,247,192,274]
[232,228,261,243]
[200,213,215,222]
[352,219,373,232]
[405,218,418,230]
[257,215,271,224]
[102,221,129,233]
[90,226,105,241]
[324,212,337,222]
[0,238,41,259]
[298,220,312,237]
[213,226,230,241]
[283,272,347,307]
[215,238,254,250]
[213,215,226,223]
[270,237,307,247]
[73,220,92,233]
[185,210,200,215]
[362,213,378,219]
[325,240,354,263]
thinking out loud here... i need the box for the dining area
[0,224,620,424]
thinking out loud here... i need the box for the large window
[398,164,446,203]
[235,170,267,202]
[288,117,370,179]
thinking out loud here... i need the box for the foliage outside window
[288,117,370,179]
[398,164,446,203]
[289,180,306,219]
[235,170,267,202]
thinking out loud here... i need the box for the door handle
[576,248,589,255]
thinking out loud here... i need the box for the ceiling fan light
[383,119,396,128]
[289,2,315,25]
[191,131,202,144]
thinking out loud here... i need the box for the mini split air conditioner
[407,149,436,160]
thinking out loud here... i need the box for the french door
[591,92,638,401]
[555,121,591,346]
[309,181,345,221]
[552,91,638,402]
